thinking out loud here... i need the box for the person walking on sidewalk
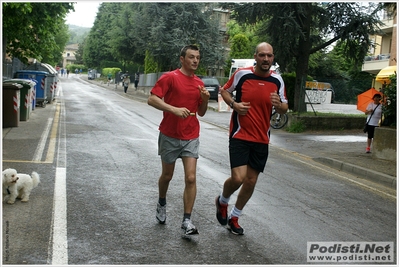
[121,71,130,93]
[215,42,288,235]
[364,93,382,153]
[107,72,112,86]
[147,44,210,236]
[134,71,140,90]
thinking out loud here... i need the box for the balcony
[362,53,391,74]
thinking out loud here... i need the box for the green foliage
[281,72,313,110]
[102,68,122,78]
[281,73,296,110]
[3,2,75,63]
[40,22,70,66]
[226,2,383,112]
[307,41,374,104]
[229,34,252,59]
[382,75,397,127]
[66,64,86,72]
[85,2,225,72]
[67,25,90,44]
[144,50,159,73]
[286,120,306,133]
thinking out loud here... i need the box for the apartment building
[62,43,79,68]
[362,8,397,88]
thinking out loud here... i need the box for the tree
[2,2,74,64]
[82,2,120,69]
[85,3,225,73]
[229,34,252,59]
[41,22,70,66]
[224,3,383,112]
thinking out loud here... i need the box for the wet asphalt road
[2,75,396,265]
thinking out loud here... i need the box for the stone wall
[373,127,397,161]
[288,114,365,130]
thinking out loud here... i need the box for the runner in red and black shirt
[215,42,288,235]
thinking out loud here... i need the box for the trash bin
[29,79,38,111]
[15,70,48,107]
[25,62,59,103]
[45,72,56,103]
[42,63,59,102]
[3,83,21,128]
[3,79,35,121]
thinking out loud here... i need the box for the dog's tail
[31,172,40,188]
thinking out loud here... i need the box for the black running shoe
[228,216,244,235]
[215,196,228,225]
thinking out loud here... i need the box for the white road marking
[50,85,68,265]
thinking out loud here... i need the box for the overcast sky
[65,1,102,28]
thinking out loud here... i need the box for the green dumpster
[3,83,21,128]
[3,79,33,121]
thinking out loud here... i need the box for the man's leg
[159,160,175,199]
[235,165,259,210]
[222,165,247,200]
[180,157,199,235]
[156,160,175,224]
[181,157,197,214]
[226,165,259,235]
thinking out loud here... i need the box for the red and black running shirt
[224,66,288,144]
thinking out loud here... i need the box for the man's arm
[197,85,210,117]
[147,93,191,118]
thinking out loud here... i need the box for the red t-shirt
[224,66,287,144]
[150,69,204,140]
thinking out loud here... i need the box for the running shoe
[215,196,228,225]
[156,203,166,224]
[181,219,199,235]
[366,147,371,153]
[228,216,244,235]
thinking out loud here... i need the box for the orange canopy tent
[375,65,397,84]
[357,88,382,112]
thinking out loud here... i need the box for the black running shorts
[229,138,269,173]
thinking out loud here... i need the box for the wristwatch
[229,100,235,108]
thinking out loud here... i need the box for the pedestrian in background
[147,44,210,236]
[364,93,382,153]
[107,72,112,86]
[215,42,288,235]
[121,71,130,93]
[134,71,140,90]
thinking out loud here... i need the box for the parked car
[88,69,97,80]
[200,76,220,100]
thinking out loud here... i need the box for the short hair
[180,44,199,57]
[373,93,382,99]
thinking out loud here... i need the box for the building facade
[62,43,79,68]
[362,8,397,89]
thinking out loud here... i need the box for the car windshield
[202,78,219,84]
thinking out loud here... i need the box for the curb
[313,157,397,189]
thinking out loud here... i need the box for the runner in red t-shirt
[148,44,210,236]
[215,42,288,235]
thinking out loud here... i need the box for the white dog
[2,168,40,204]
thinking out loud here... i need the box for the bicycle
[270,106,288,129]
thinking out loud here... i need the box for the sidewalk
[74,77,398,190]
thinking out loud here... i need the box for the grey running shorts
[158,132,199,164]
[229,138,269,173]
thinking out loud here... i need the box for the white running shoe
[156,203,166,224]
[181,219,199,235]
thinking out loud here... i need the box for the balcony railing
[364,53,390,61]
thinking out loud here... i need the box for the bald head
[254,42,275,75]
[255,42,273,55]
